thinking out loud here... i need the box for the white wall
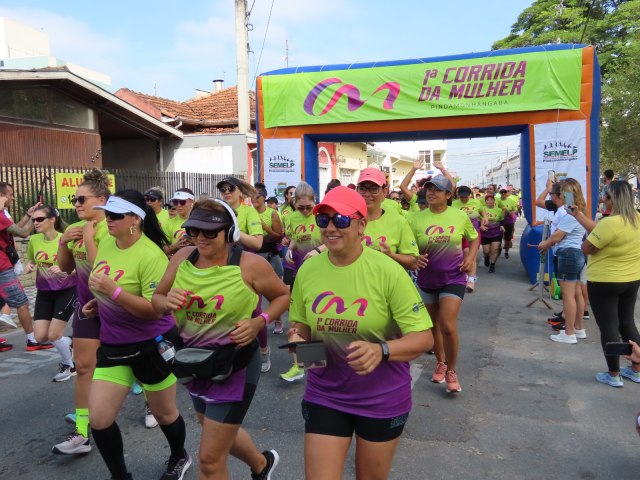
[0,17,49,59]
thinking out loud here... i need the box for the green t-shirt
[91,234,174,344]
[155,208,170,228]
[64,219,109,304]
[27,232,77,291]
[586,214,640,282]
[283,210,322,272]
[408,194,420,212]
[363,210,418,256]
[290,247,431,417]
[480,205,504,238]
[452,198,483,224]
[236,204,262,236]
[381,198,403,216]
[162,215,189,244]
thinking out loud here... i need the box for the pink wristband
[111,287,122,301]
[59,239,68,247]
[259,312,270,325]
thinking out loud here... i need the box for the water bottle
[156,335,175,363]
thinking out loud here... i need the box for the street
[1,220,639,479]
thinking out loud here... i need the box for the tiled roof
[115,86,255,133]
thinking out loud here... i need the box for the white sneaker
[145,403,158,429]
[272,320,284,334]
[0,314,17,329]
[574,329,587,339]
[52,431,91,454]
[53,363,77,382]
[261,347,271,373]
[550,331,577,344]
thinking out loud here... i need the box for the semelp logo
[93,260,125,282]
[311,291,368,317]
[542,141,579,162]
[304,77,400,116]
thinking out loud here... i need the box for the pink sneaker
[431,362,446,384]
[445,370,462,393]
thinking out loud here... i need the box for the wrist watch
[380,342,390,361]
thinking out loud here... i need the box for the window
[340,168,356,185]
[51,91,95,129]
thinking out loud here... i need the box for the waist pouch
[173,339,258,384]
[99,327,179,366]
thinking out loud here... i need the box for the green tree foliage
[493,1,640,177]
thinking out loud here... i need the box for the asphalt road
[1,219,639,479]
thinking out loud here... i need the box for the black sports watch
[380,342,390,361]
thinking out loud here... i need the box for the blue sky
[0,0,534,181]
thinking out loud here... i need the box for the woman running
[479,193,505,274]
[152,198,289,479]
[280,181,323,383]
[163,188,195,256]
[407,175,479,393]
[286,186,433,479]
[54,168,110,455]
[27,205,77,382]
[452,186,486,291]
[83,190,190,480]
[280,186,296,218]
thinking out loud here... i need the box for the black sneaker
[505,252,509,259]
[484,256,490,267]
[488,264,495,273]
[160,451,192,480]
[251,450,279,480]
[547,315,565,326]
[583,310,590,320]
[552,322,566,331]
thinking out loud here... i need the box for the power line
[251,0,275,89]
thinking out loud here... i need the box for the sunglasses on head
[70,195,98,205]
[171,199,188,206]
[144,196,159,202]
[32,216,49,223]
[105,211,132,221]
[218,185,237,194]
[315,213,361,229]
[184,226,224,239]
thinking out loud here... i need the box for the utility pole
[235,0,250,134]
[285,39,289,68]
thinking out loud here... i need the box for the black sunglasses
[32,216,49,223]
[105,211,132,221]
[171,199,188,206]
[218,185,237,194]
[70,195,98,205]
[316,213,361,229]
[144,196,159,202]
[297,205,314,212]
[185,226,224,239]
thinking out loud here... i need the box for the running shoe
[272,320,283,334]
[574,329,587,339]
[551,322,566,331]
[550,331,577,344]
[131,382,143,395]
[26,340,54,351]
[64,413,76,425]
[261,347,271,373]
[431,362,446,384]
[505,252,510,259]
[52,431,92,455]
[620,366,640,383]
[53,363,77,382]
[160,451,192,480]
[484,256,490,267]
[583,310,590,320]
[145,403,158,429]
[547,315,565,326]
[595,372,623,388]
[466,277,475,293]
[0,314,17,329]
[0,337,12,352]
[488,264,495,273]
[280,364,305,382]
[445,370,462,393]
[251,449,279,480]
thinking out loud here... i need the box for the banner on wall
[55,172,116,209]
[262,49,583,128]
[263,138,302,204]
[534,120,587,223]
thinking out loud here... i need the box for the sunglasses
[218,185,237,194]
[105,211,132,221]
[144,196,159,202]
[357,185,381,195]
[32,216,49,223]
[316,213,361,229]
[171,199,188,206]
[185,226,224,239]
[297,205,314,212]
[70,195,98,205]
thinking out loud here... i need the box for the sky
[0,0,534,183]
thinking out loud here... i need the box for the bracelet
[58,239,68,247]
[111,287,123,301]
[26,213,31,218]
[314,247,321,254]
[258,312,270,325]
[380,342,390,361]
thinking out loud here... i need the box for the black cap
[216,177,243,190]
[266,196,278,204]
[182,207,232,231]
[144,188,163,200]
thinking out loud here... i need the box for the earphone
[213,198,241,243]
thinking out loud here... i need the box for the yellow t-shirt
[586,214,640,282]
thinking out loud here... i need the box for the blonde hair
[608,180,639,228]
[561,178,587,215]
[294,181,316,204]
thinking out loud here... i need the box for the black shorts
[418,283,466,303]
[481,234,503,246]
[301,400,408,442]
[34,287,76,322]
[191,349,261,424]
[503,224,515,242]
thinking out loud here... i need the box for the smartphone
[548,170,557,182]
[604,342,633,356]
[279,340,327,369]
[564,191,575,209]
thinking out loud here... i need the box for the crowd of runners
[0,161,638,479]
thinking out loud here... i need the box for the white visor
[93,196,146,219]
[171,191,195,201]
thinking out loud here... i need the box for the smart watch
[380,342,390,361]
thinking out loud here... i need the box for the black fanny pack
[99,327,179,366]
[1,234,20,266]
[172,339,258,384]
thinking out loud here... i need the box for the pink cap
[313,186,367,217]
[357,167,386,186]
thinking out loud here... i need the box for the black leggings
[587,280,640,372]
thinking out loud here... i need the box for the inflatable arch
[256,44,600,282]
